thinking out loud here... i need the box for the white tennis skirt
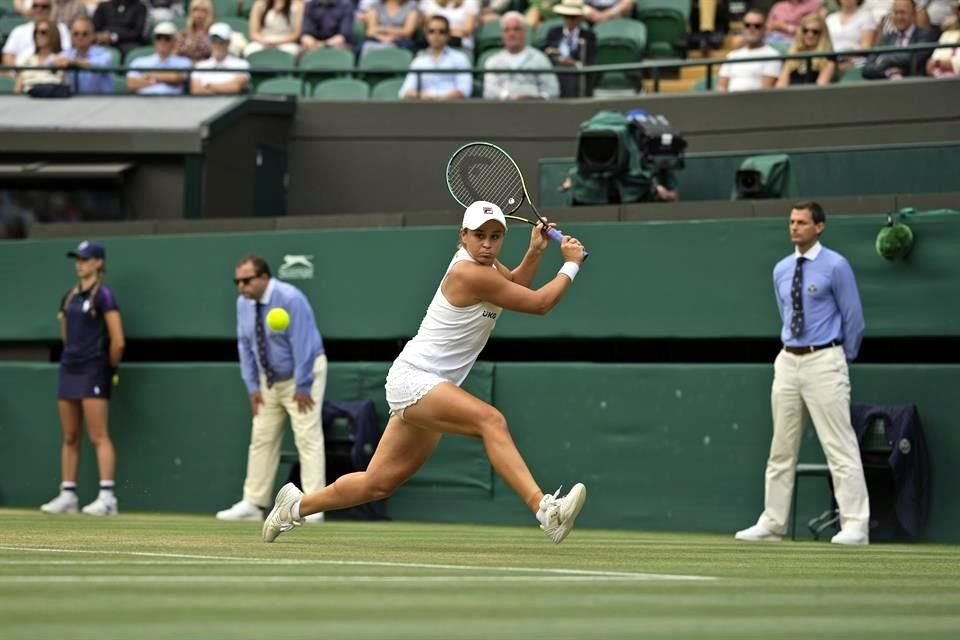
[384,360,448,417]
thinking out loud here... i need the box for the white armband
[558,261,580,282]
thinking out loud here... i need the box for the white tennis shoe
[40,491,79,515]
[216,500,264,522]
[81,495,119,516]
[734,523,782,542]
[538,483,587,544]
[263,483,304,543]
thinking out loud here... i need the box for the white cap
[462,201,506,230]
[153,21,177,37]
[208,22,232,43]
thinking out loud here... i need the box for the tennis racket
[445,141,588,259]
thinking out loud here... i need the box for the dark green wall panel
[1,362,956,542]
[2,211,959,341]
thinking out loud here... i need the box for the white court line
[0,545,715,581]
[0,575,671,584]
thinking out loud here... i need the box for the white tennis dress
[386,247,502,415]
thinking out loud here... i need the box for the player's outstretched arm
[456,236,586,315]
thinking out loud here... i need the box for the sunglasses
[233,274,262,286]
[33,3,51,8]
[802,28,822,35]
[155,34,174,41]
[426,28,449,35]
[743,22,764,29]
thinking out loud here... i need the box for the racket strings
[447,145,524,213]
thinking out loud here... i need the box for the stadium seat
[311,77,370,100]
[357,47,413,81]
[691,75,718,91]
[256,76,304,96]
[211,0,241,18]
[103,46,121,68]
[594,19,647,89]
[370,76,404,100]
[0,15,27,44]
[633,0,688,58]
[111,74,126,94]
[532,17,564,50]
[0,74,14,94]
[474,47,503,97]
[839,65,863,83]
[247,48,296,89]
[299,47,354,91]
[218,15,250,39]
[124,45,154,65]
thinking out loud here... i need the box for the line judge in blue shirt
[399,15,472,100]
[216,255,328,523]
[737,200,870,546]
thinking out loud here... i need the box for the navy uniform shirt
[60,285,119,371]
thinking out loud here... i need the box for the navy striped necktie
[790,257,807,338]
[255,302,276,387]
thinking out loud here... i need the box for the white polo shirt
[192,54,251,87]
[2,21,71,61]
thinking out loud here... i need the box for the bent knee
[477,407,509,439]
[365,476,399,502]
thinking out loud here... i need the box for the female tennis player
[264,201,588,544]
[41,241,125,516]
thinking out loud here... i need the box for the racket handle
[545,226,590,261]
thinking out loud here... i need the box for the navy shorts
[58,365,112,401]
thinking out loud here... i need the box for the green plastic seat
[247,48,296,89]
[594,19,647,89]
[256,76,304,96]
[370,76,404,100]
[357,46,413,81]
[311,77,370,100]
[299,47,354,89]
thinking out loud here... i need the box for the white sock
[61,482,77,493]
[291,499,301,521]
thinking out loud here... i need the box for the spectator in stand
[245,0,304,57]
[777,13,836,85]
[126,21,191,94]
[92,0,147,56]
[300,0,354,52]
[543,0,596,97]
[926,2,959,76]
[13,18,66,92]
[191,22,250,94]
[2,0,71,68]
[582,0,633,24]
[863,0,938,78]
[398,13,472,99]
[765,0,823,46]
[718,9,783,91]
[361,0,419,56]
[826,0,878,71]
[56,16,114,94]
[51,0,87,27]
[483,10,559,99]
[420,0,479,51]
[178,0,215,62]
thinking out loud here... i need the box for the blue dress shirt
[127,53,192,95]
[398,47,472,98]
[237,278,325,395]
[774,242,865,361]
[63,45,114,95]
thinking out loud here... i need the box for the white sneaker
[831,529,869,545]
[263,483,304,543]
[216,500,263,522]
[81,495,119,516]
[303,513,324,524]
[40,491,79,515]
[734,523,782,542]
[537,483,587,544]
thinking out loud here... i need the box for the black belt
[783,341,840,355]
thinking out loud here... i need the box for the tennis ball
[266,307,290,331]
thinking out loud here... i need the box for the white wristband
[559,261,579,282]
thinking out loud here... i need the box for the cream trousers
[758,347,870,536]
[242,354,327,507]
